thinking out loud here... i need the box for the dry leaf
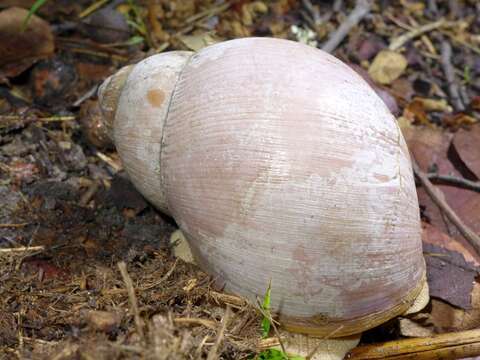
[0,7,54,78]
[452,124,480,179]
[427,282,480,333]
[423,242,477,310]
[404,126,480,256]
[178,32,219,51]
[368,50,408,85]
[399,318,434,337]
[422,222,480,266]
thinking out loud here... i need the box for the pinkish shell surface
[112,38,425,336]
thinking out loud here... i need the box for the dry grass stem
[118,261,145,342]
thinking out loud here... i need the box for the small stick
[0,246,45,253]
[427,173,480,193]
[412,160,480,254]
[73,85,98,107]
[210,291,248,308]
[0,223,29,228]
[78,0,109,19]
[302,0,322,25]
[118,261,145,341]
[347,328,480,359]
[440,40,465,112]
[206,306,231,360]
[79,181,100,207]
[389,19,448,51]
[95,151,123,172]
[321,0,371,53]
[174,317,217,330]
[141,259,178,290]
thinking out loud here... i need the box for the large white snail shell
[99,37,425,337]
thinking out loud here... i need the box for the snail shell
[99,37,425,337]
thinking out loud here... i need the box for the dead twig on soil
[95,151,123,173]
[321,0,371,53]
[0,223,29,228]
[389,19,450,51]
[79,181,100,207]
[174,317,217,330]
[207,306,231,360]
[0,245,45,253]
[412,160,480,254]
[440,40,465,112]
[141,259,178,290]
[347,328,480,359]
[118,261,145,342]
[428,173,480,193]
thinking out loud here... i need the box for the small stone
[86,310,121,333]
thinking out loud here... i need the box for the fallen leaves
[452,124,480,179]
[368,50,407,85]
[0,7,54,80]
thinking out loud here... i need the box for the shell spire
[98,51,193,214]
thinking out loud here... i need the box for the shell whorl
[98,51,193,214]
[98,64,134,140]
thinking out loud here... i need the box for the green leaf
[22,0,48,30]
[125,35,145,46]
[261,280,272,338]
[257,349,305,360]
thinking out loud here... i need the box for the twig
[306,325,345,359]
[118,261,145,341]
[302,0,321,25]
[141,259,178,290]
[207,306,231,360]
[440,40,465,112]
[321,0,371,53]
[78,0,110,19]
[0,246,45,253]
[185,2,230,24]
[347,328,480,359]
[73,85,99,107]
[427,173,480,193]
[174,317,217,330]
[389,19,448,51]
[0,223,29,228]
[79,181,100,207]
[95,151,123,172]
[412,160,480,254]
[333,0,343,12]
[210,291,248,309]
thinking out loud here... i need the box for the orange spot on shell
[147,89,165,108]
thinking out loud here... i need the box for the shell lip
[279,270,428,338]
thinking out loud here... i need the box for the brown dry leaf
[399,317,434,337]
[403,99,430,125]
[404,126,480,256]
[413,97,453,113]
[0,7,54,79]
[452,124,480,179]
[422,222,480,266]
[368,50,407,85]
[443,113,477,128]
[427,282,480,333]
[178,32,220,51]
[423,242,477,310]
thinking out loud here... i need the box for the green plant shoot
[261,280,272,338]
[22,0,48,30]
